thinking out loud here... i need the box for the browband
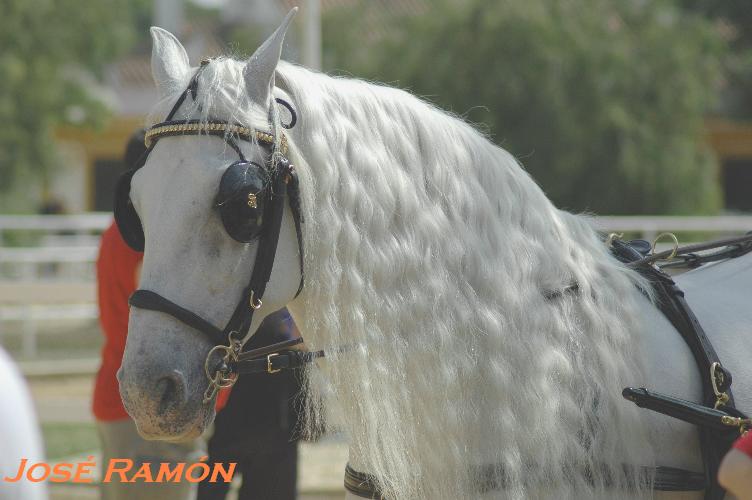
[145,119,288,155]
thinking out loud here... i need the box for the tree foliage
[323,0,726,214]
[0,0,146,194]
[677,0,752,119]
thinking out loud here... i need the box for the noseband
[115,61,315,403]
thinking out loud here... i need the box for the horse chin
[132,402,214,442]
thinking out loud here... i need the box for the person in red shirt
[718,431,752,499]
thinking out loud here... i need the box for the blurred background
[1,0,751,498]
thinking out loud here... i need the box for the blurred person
[718,431,752,499]
[0,346,47,500]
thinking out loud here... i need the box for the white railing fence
[0,214,110,359]
[0,213,750,360]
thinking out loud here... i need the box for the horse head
[117,9,303,441]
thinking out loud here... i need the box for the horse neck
[279,68,656,499]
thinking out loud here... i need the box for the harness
[615,235,752,500]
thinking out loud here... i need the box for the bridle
[115,60,320,404]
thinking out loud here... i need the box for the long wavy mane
[165,58,656,499]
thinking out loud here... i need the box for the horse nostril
[156,370,187,412]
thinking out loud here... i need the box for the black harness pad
[216,160,271,243]
[114,168,145,252]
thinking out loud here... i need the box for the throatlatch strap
[232,350,324,374]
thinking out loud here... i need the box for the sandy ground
[26,374,349,500]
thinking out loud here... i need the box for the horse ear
[150,27,190,98]
[243,8,298,108]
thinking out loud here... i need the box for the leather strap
[232,349,324,374]
[623,387,748,433]
[613,238,741,500]
[343,462,706,499]
[129,289,225,346]
[638,268,735,500]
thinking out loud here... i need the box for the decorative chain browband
[144,119,288,155]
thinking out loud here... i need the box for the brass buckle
[721,415,752,435]
[249,291,262,310]
[710,362,730,409]
[267,353,281,374]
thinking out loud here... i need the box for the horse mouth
[137,423,204,442]
[131,404,213,442]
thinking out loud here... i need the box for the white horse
[118,10,752,499]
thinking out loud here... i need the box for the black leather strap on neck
[634,264,735,500]
[232,349,324,375]
[612,238,740,500]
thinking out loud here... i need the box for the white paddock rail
[0,214,109,358]
[0,213,750,360]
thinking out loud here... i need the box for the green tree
[677,0,752,119]
[323,0,725,214]
[0,0,147,197]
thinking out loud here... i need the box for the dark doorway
[93,158,125,212]
[722,159,752,212]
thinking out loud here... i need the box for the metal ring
[710,362,723,397]
[275,98,297,129]
[249,291,262,310]
[652,232,679,260]
[204,344,234,381]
